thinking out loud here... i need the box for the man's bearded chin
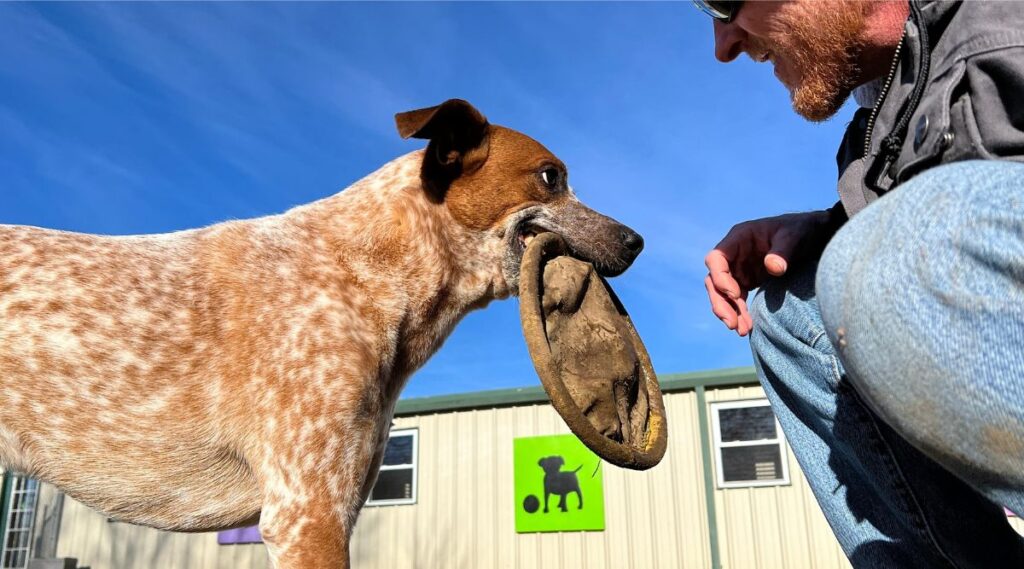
[782,1,868,122]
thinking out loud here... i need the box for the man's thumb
[765,228,800,276]
[764,254,788,276]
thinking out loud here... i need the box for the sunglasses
[693,0,744,23]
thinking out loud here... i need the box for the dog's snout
[621,227,644,255]
[547,200,644,277]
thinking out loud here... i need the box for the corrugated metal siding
[57,499,272,569]
[50,386,1020,569]
[352,390,711,569]
[54,391,712,569]
[705,385,852,569]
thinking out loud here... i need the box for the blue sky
[1,2,856,398]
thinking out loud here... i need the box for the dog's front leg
[257,418,384,569]
[260,495,351,569]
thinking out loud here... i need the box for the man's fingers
[704,212,828,335]
[735,295,753,337]
[704,248,731,276]
[705,274,739,328]
[706,275,754,337]
[705,249,742,299]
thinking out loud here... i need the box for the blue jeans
[750,161,1024,568]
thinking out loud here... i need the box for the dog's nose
[621,228,644,255]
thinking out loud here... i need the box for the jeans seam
[810,330,828,352]
[838,373,960,569]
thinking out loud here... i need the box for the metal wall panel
[54,386,1015,569]
[706,385,851,569]
[56,498,271,569]
[54,391,712,569]
[351,392,712,569]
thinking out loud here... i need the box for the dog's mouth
[512,218,561,262]
[516,224,543,251]
[504,204,643,292]
[509,218,624,277]
[504,217,557,293]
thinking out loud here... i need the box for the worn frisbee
[519,232,667,470]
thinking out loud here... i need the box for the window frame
[364,428,419,507]
[710,398,791,489]
[0,473,39,569]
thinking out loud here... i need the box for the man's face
[713,0,869,121]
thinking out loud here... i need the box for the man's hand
[704,210,833,337]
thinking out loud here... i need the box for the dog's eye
[540,168,560,189]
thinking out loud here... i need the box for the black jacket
[832,0,1024,225]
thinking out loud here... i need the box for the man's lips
[754,50,789,86]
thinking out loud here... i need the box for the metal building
[4,367,1022,569]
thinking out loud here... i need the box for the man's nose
[713,19,746,62]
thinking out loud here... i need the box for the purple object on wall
[218,525,263,545]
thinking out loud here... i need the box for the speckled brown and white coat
[0,99,643,568]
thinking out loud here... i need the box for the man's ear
[395,99,490,199]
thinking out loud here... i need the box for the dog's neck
[290,150,511,381]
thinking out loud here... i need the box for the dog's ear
[395,98,488,149]
[395,99,491,199]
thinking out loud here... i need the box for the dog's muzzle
[539,200,644,277]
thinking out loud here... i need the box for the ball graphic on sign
[522,494,540,514]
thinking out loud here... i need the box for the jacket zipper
[865,0,932,191]
[862,29,907,159]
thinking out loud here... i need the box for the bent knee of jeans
[815,212,917,425]
[902,159,1024,199]
[816,232,856,341]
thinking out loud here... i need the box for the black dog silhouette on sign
[538,455,583,512]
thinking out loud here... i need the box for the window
[710,399,790,488]
[1,474,39,569]
[365,429,418,506]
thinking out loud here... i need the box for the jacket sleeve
[824,201,849,237]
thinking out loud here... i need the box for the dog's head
[396,99,643,293]
[537,455,565,474]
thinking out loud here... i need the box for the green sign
[513,434,605,532]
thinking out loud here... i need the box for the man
[696,0,1024,566]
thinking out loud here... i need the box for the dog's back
[0,223,272,528]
